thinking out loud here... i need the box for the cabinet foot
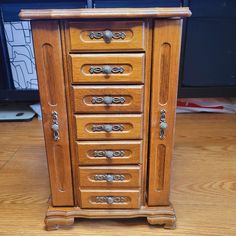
[45,215,74,231]
[147,215,176,229]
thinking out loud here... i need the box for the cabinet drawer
[70,53,144,84]
[75,114,143,140]
[68,21,145,51]
[79,166,141,188]
[79,189,140,209]
[72,85,143,113]
[77,141,142,165]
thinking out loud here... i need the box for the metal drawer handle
[103,30,113,43]
[102,65,112,74]
[89,66,124,75]
[107,197,114,204]
[105,151,114,158]
[89,30,126,43]
[91,96,125,105]
[160,110,167,140]
[93,150,125,158]
[51,111,59,141]
[104,125,113,132]
[94,174,125,182]
[95,196,127,204]
[92,124,124,133]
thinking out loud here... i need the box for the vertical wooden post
[32,21,74,206]
[148,19,182,206]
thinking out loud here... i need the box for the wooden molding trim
[45,204,176,230]
[19,7,191,20]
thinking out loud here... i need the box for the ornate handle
[104,125,113,132]
[51,111,59,141]
[103,30,113,43]
[93,150,125,158]
[92,96,125,105]
[95,196,127,204]
[107,197,114,204]
[102,65,112,74]
[105,151,114,158]
[160,110,167,140]
[92,124,124,132]
[94,174,125,182]
[89,66,124,75]
[89,30,126,44]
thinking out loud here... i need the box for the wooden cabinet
[19,7,191,230]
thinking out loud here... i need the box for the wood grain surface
[70,53,145,84]
[0,113,235,235]
[78,166,141,188]
[19,7,192,20]
[72,85,144,113]
[31,21,74,206]
[67,21,145,51]
[148,19,182,206]
[75,114,143,140]
[77,140,142,165]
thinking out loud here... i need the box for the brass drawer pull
[91,96,125,105]
[51,111,59,141]
[94,174,125,182]
[92,124,124,133]
[93,150,125,158]
[160,110,167,140]
[89,30,126,43]
[89,65,124,75]
[95,196,127,204]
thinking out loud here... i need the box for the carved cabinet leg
[45,216,75,231]
[147,215,176,230]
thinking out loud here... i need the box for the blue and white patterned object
[4,21,38,90]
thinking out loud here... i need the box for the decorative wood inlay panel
[53,145,65,192]
[157,144,166,191]
[159,43,171,105]
[31,21,74,206]
[42,43,57,106]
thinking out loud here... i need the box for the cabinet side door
[148,20,182,206]
[32,21,74,206]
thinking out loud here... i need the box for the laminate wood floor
[0,113,235,236]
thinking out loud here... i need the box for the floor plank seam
[0,146,21,172]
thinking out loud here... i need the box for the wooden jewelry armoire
[19,7,191,230]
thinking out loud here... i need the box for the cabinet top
[19,7,191,20]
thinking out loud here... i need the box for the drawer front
[77,141,142,165]
[79,166,141,188]
[79,189,140,209]
[68,21,145,51]
[75,114,143,140]
[70,53,144,84]
[72,85,143,113]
